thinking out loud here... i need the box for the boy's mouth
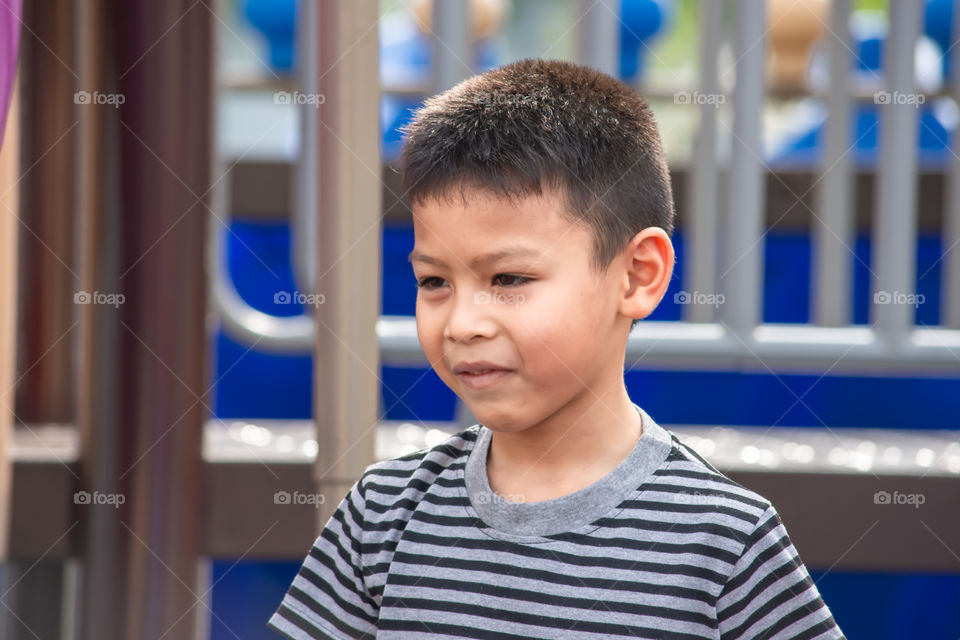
[452,361,514,390]
[455,369,512,390]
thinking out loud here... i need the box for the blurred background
[0,0,958,638]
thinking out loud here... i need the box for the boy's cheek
[414,313,443,358]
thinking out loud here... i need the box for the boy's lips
[455,369,513,390]
[451,361,514,390]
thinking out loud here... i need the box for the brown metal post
[6,4,75,637]
[75,1,211,638]
[15,0,76,424]
[0,49,20,568]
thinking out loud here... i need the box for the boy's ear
[620,227,675,322]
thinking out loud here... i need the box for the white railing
[212,0,960,373]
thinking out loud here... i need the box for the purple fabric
[0,0,22,143]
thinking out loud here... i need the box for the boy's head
[401,59,675,429]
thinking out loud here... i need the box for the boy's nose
[443,290,497,343]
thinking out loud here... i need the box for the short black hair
[399,58,674,331]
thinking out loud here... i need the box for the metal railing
[212,0,960,372]
[6,5,960,638]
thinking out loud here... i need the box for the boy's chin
[463,404,534,433]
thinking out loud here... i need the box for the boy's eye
[416,276,445,289]
[416,274,531,290]
[493,274,529,287]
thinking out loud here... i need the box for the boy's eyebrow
[407,247,541,269]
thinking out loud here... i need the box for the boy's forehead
[407,244,543,268]
[410,186,578,235]
[409,199,593,269]
[407,183,599,267]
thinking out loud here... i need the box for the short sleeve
[717,505,846,640]
[267,478,379,639]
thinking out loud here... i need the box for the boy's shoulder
[654,427,776,528]
[359,425,480,485]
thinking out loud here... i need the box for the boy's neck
[485,387,642,503]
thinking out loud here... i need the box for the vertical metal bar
[721,0,767,335]
[75,5,124,639]
[576,0,618,76]
[685,0,723,323]
[871,1,921,336]
[4,4,71,637]
[0,34,20,639]
[76,0,211,637]
[193,559,212,640]
[293,0,318,294]
[433,0,472,91]
[62,558,80,640]
[0,24,18,566]
[944,0,960,328]
[15,0,75,424]
[313,1,380,525]
[813,0,854,326]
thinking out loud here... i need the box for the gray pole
[721,0,767,335]
[871,1,921,338]
[812,0,854,326]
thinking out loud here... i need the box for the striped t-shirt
[268,405,846,639]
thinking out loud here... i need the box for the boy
[268,58,845,639]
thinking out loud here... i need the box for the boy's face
[409,186,638,433]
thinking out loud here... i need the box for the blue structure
[771,5,956,168]
[244,0,297,72]
[620,0,673,81]
[213,3,960,638]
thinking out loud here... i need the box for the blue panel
[382,222,418,316]
[211,221,960,637]
[624,369,960,429]
[214,221,312,419]
[210,560,301,640]
[381,365,458,422]
[811,571,960,639]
